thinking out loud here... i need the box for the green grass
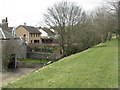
[5,39,118,88]
[18,59,51,63]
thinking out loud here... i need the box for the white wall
[39,29,48,37]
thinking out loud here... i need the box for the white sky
[0,0,104,27]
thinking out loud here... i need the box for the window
[23,34,26,37]
[30,34,32,37]
[42,39,53,43]
[31,40,32,43]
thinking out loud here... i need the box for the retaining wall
[27,52,63,60]
[17,61,45,68]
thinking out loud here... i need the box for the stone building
[16,25,41,44]
[0,18,26,72]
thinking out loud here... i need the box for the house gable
[16,25,42,44]
[16,26,29,42]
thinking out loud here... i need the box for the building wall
[2,39,16,72]
[15,39,27,59]
[16,26,29,43]
[0,40,2,72]
[29,33,41,43]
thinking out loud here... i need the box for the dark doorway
[8,54,16,69]
[34,40,39,43]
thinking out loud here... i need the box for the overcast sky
[0,0,104,27]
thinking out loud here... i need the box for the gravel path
[1,68,38,86]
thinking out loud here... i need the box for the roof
[0,27,17,39]
[39,29,48,37]
[0,23,14,34]
[42,28,55,36]
[8,27,13,33]
[17,25,41,34]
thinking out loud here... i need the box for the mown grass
[5,39,118,88]
[18,59,51,63]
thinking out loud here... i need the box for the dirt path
[1,68,38,86]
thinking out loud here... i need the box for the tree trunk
[118,1,120,40]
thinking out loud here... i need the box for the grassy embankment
[5,38,118,88]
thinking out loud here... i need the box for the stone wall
[1,39,27,72]
[0,40,2,72]
[17,61,45,68]
[15,39,27,59]
[2,39,15,71]
[0,46,1,86]
[27,52,63,60]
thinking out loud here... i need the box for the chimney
[2,17,8,32]
[24,22,26,26]
[6,17,8,22]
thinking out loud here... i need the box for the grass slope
[5,39,118,88]
[18,59,50,63]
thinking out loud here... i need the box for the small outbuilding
[0,27,17,71]
[0,18,27,72]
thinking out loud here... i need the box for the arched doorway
[8,54,16,69]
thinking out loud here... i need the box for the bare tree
[44,1,84,54]
[103,0,118,38]
[90,4,117,43]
